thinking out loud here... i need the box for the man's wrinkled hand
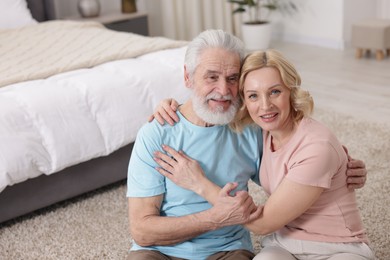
[346,159,367,189]
[210,183,262,228]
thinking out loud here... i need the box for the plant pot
[77,0,100,18]
[241,22,272,51]
[122,0,137,13]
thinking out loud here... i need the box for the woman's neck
[270,119,299,151]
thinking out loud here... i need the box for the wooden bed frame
[0,0,133,224]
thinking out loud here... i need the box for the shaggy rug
[0,108,389,260]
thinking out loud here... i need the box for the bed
[0,0,189,223]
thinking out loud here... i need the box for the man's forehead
[200,48,240,63]
[197,58,240,74]
[198,63,240,73]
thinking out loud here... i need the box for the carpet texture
[0,109,389,260]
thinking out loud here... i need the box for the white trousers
[253,233,375,260]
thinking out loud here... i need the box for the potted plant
[227,0,297,50]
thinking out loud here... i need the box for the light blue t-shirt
[127,111,262,259]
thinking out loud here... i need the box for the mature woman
[153,49,374,259]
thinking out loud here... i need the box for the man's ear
[184,65,191,89]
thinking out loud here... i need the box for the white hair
[184,29,245,78]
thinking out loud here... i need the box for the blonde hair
[230,49,314,132]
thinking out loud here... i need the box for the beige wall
[53,0,386,50]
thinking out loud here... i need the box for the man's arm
[129,196,216,246]
[128,185,262,247]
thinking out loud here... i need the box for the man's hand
[148,98,180,125]
[344,146,367,190]
[346,159,367,189]
[209,183,263,228]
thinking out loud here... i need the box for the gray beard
[192,92,240,125]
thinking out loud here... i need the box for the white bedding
[0,46,190,192]
[0,20,187,87]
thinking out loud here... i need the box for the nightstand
[65,12,149,36]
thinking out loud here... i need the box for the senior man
[126,29,367,260]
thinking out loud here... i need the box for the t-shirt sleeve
[126,123,165,197]
[286,140,341,189]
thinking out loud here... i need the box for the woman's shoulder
[298,117,342,149]
[300,117,334,136]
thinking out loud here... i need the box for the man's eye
[209,75,218,81]
[227,76,238,83]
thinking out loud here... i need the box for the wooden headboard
[26,0,56,22]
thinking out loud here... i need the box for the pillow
[0,0,38,29]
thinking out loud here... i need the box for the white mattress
[0,46,190,192]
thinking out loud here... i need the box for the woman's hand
[148,98,180,126]
[154,145,209,195]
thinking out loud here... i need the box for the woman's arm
[154,144,366,236]
[153,144,324,236]
[244,179,323,235]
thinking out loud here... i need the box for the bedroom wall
[271,0,344,49]
[272,0,380,49]
[52,0,386,50]
[343,0,378,48]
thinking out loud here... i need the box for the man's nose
[217,81,230,96]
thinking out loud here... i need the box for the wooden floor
[270,41,390,125]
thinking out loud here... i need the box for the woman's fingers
[154,150,177,166]
[160,99,179,126]
[154,112,166,126]
[147,114,155,123]
[162,145,182,159]
[150,98,179,126]
[154,158,174,174]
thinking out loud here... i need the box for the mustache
[205,93,233,101]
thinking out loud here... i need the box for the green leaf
[227,0,248,4]
[233,7,247,14]
[247,0,256,7]
[262,4,278,10]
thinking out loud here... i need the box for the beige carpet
[0,109,389,260]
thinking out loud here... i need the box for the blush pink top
[260,117,368,243]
